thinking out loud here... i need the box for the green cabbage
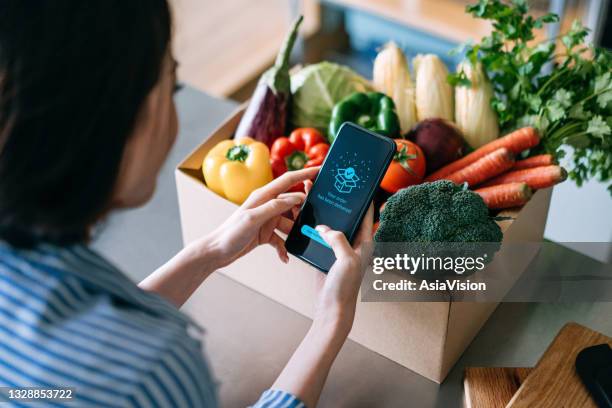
[290,62,372,134]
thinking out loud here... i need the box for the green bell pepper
[328,92,400,142]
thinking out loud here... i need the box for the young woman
[0,2,371,407]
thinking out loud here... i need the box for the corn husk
[455,61,499,148]
[373,42,417,133]
[413,54,454,121]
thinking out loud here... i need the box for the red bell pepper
[270,128,329,178]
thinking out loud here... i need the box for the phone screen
[285,123,395,272]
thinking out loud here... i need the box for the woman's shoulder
[0,242,218,407]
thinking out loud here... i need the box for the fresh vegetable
[446,147,514,187]
[450,0,612,193]
[514,154,556,170]
[235,16,303,147]
[475,182,533,209]
[329,92,400,141]
[426,127,539,181]
[203,137,273,204]
[373,42,418,133]
[380,139,426,193]
[454,60,499,148]
[413,54,454,121]
[407,118,464,174]
[374,180,502,243]
[270,128,329,179]
[479,165,567,190]
[291,62,373,134]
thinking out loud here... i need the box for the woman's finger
[278,191,306,201]
[276,216,294,234]
[245,167,319,207]
[304,179,313,195]
[278,192,306,219]
[269,232,289,263]
[248,195,304,226]
[315,225,354,259]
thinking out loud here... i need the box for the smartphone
[285,122,395,272]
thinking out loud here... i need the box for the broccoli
[375,180,502,243]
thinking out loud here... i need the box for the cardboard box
[175,106,552,383]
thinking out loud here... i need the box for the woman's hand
[141,167,318,307]
[313,204,374,336]
[202,166,319,270]
[270,205,374,408]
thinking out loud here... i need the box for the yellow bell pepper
[203,137,273,204]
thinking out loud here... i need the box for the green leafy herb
[450,0,612,193]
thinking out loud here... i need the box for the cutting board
[464,367,533,408]
[507,322,612,408]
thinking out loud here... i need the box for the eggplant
[235,15,303,147]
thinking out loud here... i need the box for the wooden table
[93,86,612,407]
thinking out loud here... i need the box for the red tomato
[380,139,426,193]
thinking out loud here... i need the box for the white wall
[545,177,612,263]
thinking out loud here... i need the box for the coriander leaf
[536,13,559,25]
[597,90,612,108]
[562,20,590,51]
[553,88,573,108]
[594,72,611,93]
[586,115,611,139]
[569,103,588,119]
[538,115,550,131]
[546,100,566,122]
[526,94,542,110]
[518,62,534,75]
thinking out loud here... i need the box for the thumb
[315,225,354,260]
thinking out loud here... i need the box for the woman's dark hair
[0,1,171,247]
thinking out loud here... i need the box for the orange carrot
[446,148,515,187]
[479,165,567,189]
[513,154,556,170]
[475,182,533,209]
[426,127,539,181]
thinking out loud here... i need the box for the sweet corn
[455,61,499,148]
[413,54,454,121]
[373,42,417,133]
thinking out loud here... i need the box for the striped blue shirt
[0,242,304,407]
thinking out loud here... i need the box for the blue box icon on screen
[334,167,359,193]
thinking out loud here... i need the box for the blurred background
[170,0,612,261]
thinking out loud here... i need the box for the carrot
[475,182,533,209]
[513,154,556,170]
[479,165,567,189]
[445,148,515,187]
[426,127,539,181]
